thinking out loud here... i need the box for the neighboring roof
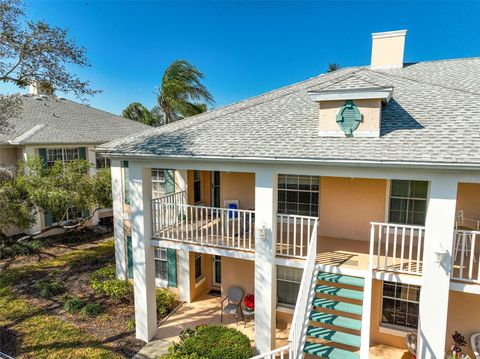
[98,58,480,167]
[0,94,152,145]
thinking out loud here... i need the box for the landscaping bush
[156,288,177,316]
[80,302,102,316]
[126,319,136,331]
[165,325,252,359]
[90,265,116,288]
[90,265,133,302]
[35,279,65,298]
[64,298,85,314]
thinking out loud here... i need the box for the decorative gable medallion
[336,100,362,136]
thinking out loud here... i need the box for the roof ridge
[364,67,480,97]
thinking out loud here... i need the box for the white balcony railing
[276,214,318,258]
[451,229,480,283]
[152,200,255,252]
[370,222,425,275]
[289,219,318,358]
[249,344,292,359]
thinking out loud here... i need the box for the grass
[0,240,122,359]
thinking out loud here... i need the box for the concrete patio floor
[134,292,410,359]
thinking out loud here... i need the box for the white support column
[417,176,457,359]
[130,163,157,342]
[254,168,277,354]
[88,147,99,225]
[111,160,126,280]
[23,146,42,234]
[178,249,191,303]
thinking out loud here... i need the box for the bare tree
[0,0,99,132]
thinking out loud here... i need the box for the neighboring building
[98,30,480,359]
[0,87,152,235]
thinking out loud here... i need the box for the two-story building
[98,30,480,359]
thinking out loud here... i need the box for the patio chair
[221,286,244,325]
[472,332,480,359]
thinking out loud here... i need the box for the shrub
[80,303,102,316]
[126,319,136,331]
[166,325,252,359]
[98,279,133,302]
[90,265,116,289]
[156,288,176,316]
[35,279,65,298]
[64,298,85,314]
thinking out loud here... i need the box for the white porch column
[417,176,457,359]
[88,147,99,225]
[130,163,157,342]
[254,168,277,354]
[178,250,191,303]
[111,160,126,280]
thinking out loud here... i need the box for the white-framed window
[194,253,203,281]
[95,154,111,169]
[152,169,166,198]
[388,180,428,226]
[154,248,168,281]
[381,281,420,329]
[278,175,319,217]
[46,148,79,167]
[52,207,83,224]
[277,265,303,307]
[193,170,201,203]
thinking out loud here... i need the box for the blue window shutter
[123,161,130,205]
[44,209,53,227]
[127,235,133,279]
[165,170,175,194]
[167,248,177,287]
[79,147,87,160]
[38,148,47,169]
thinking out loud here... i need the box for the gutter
[92,150,480,171]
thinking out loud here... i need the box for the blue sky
[2,1,480,115]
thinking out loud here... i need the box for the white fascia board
[307,87,394,103]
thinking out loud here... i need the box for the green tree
[0,0,98,132]
[327,63,341,72]
[156,59,214,124]
[122,102,163,126]
[0,157,112,239]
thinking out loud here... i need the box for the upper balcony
[149,171,480,286]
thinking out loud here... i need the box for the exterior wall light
[256,223,268,241]
[434,244,448,265]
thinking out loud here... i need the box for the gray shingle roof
[98,58,480,166]
[0,94,152,145]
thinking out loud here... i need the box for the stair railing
[249,344,292,359]
[288,218,318,359]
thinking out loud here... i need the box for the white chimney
[29,80,54,96]
[371,30,407,69]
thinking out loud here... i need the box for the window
[381,281,420,329]
[95,154,111,169]
[194,253,203,281]
[278,175,319,216]
[152,169,166,198]
[389,180,428,225]
[277,265,303,306]
[193,170,201,203]
[46,148,79,167]
[51,206,82,224]
[123,161,130,205]
[154,248,168,281]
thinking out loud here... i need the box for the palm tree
[122,102,164,126]
[327,63,341,72]
[156,60,214,124]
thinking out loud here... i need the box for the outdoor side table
[242,308,254,328]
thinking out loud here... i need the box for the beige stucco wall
[371,34,405,69]
[319,177,387,241]
[445,290,480,358]
[0,147,20,168]
[220,257,254,298]
[456,183,480,223]
[189,252,212,301]
[318,99,382,135]
[220,172,255,209]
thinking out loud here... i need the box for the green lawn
[0,240,123,359]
